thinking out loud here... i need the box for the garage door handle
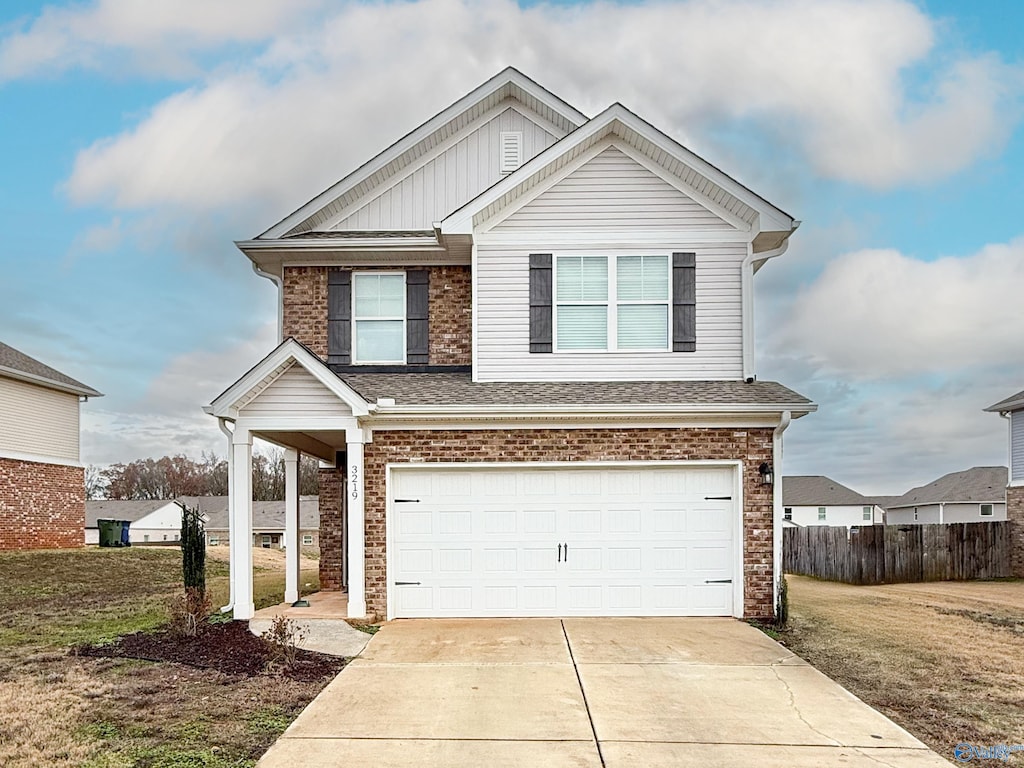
[704,496,732,500]
[394,498,420,503]
[557,543,562,562]
[705,579,732,584]
[563,542,568,562]
[394,581,421,586]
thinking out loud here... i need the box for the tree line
[88,449,322,501]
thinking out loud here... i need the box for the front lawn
[0,546,334,767]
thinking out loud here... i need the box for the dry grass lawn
[0,546,329,768]
[782,576,1024,764]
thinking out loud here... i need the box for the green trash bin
[98,519,131,547]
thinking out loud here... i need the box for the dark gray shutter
[672,252,696,352]
[529,253,553,353]
[406,270,429,364]
[327,268,351,364]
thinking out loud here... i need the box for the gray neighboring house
[884,466,1008,525]
[182,495,320,550]
[85,499,185,545]
[781,476,882,528]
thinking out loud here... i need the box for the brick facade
[1008,485,1024,578]
[281,265,472,365]
[330,427,776,621]
[0,457,84,550]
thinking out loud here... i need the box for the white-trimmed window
[209,536,220,546]
[817,507,826,521]
[261,535,272,549]
[554,255,670,351]
[302,534,314,546]
[862,506,872,521]
[353,272,406,363]
[980,503,994,517]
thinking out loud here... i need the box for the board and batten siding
[492,146,733,233]
[475,241,745,381]
[334,106,559,231]
[1012,411,1024,482]
[237,365,353,417]
[0,376,80,462]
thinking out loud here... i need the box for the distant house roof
[180,496,319,532]
[782,476,873,507]
[985,389,1024,413]
[887,466,1008,509]
[0,341,102,398]
[86,499,181,528]
[870,495,905,511]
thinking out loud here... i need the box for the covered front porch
[205,339,373,621]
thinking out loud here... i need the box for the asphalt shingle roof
[338,373,813,408]
[888,466,1008,508]
[180,496,319,531]
[85,499,180,527]
[985,388,1024,413]
[0,341,101,397]
[782,476,872,507]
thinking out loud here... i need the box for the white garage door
[389,464,739,618]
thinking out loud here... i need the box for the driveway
[257,618,950,767]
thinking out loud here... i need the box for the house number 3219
[350,465,359,499]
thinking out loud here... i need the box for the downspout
[217,417,235,614]
[773,410,792,617]
[741,229,796,381]
[252,262,284,340]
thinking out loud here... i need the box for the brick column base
[1007,486,1024,578]
[318,468,344,590]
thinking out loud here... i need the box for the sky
[1,0,1022,495]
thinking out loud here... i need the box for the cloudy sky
[2,0,1021,494]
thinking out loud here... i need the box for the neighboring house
[183,495,319,549]
[884,467,1008,525]
[0,341,102,550]
[85,499,185,545]
[205,68,816,621]
[781,476,882,528]
[985,390,1024,576]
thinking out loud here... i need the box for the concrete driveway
[257,618,950,767]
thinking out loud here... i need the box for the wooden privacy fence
[783,521,1012,585]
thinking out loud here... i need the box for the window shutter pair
[527,252,696,353]
[327,269,429,364]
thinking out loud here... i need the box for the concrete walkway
[257,617,951,767]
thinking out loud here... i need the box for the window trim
[552,254,671,353]
[862,506,872,521]
[352,271,407,365]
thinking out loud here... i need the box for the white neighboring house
[85,499,185,545]
[781,476,882,528]
[884,466,1008,525]
[180,495,320,550]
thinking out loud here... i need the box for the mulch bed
[74,621,347,682]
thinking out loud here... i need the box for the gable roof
[0,341,102,398]
[782,476,872,507]
[258,67,588,240]
[440,102,796,251]
[985,389,1024,413]
[182,495,319,531]
[86,499,181,528]
[887,466,1008,508]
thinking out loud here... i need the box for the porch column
[231,426,255,620]
[346,429,366,618]
[284,448,300,604]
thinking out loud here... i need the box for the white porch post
[346,429,366,618]
[284,447,300,604]
[231,426,255,620]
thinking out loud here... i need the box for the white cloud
[50,0,1022,223]
[772,239,1024,379]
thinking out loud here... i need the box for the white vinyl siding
[886,503,1007,525]
[0,376,80,462]
[238,365,355,417]
[333,106,558,230]
[1012,411,1024,482]
[493,146,732,232]
[476,241,745,381]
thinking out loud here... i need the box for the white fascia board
[259,68,587,240]
[369,402,816,418]
[206,338,370,418]
[368,415,783,431]
[0,367,102,398]
[474,229,752,247]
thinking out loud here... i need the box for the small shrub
[261,616,306,668]
[168,588,212,637]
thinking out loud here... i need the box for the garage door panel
[391,465,738,618]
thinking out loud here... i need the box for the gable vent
[500,131,523,173]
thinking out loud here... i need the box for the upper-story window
[554,255,669,351]
[353,273,406,364]
[817,506,826,521]
[980,503,994,516]
[862,506,872,521]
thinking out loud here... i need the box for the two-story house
[206,68,815,622]
[986,390,1024,576]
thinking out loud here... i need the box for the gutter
[0,365,102,399]
[773,410,792,618]
[368,401,817,417]
[216,417,235,614]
